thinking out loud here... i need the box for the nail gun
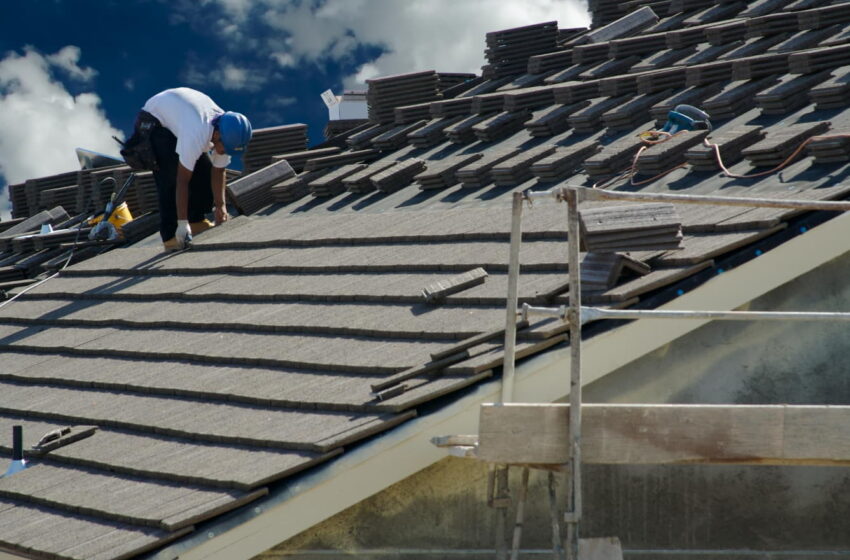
[88,173,136,242]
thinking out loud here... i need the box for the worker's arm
[211,165,228,225]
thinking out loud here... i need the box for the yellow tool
[88,174,136,242]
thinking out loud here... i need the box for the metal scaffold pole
[564,187,583,560]
[494,191,525,560]
[501,191,524,404]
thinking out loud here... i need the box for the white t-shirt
[142,87,232,170]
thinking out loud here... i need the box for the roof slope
[4,2,850,558]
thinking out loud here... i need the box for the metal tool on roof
[660,104,712,134]
[2,426,26,478]
[88,174,136,242]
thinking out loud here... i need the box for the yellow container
[89,202,134,230]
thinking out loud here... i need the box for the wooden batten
[477,403,850,466]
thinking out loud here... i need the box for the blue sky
[0,0,588,219]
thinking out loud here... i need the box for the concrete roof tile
[0,382,409,452]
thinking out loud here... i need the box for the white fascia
[174,211,850,560]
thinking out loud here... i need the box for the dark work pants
[150,126,214,241]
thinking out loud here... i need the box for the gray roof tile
[0,498,182,560]
[0,382,412,451]
[0,463,264,531]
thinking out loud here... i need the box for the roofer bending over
[136,87,252,251]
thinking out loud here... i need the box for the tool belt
[115,110,160,171]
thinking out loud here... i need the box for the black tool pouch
[115,110,160,171]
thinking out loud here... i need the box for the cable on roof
[591,129,690,190]
[707,133,850,180]
[590,129,850,191]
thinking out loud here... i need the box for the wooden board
[478,403,850,466]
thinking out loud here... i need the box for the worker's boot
[190,219,215,234]
[162,237,181,252]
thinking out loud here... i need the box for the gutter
[152,209,850,560]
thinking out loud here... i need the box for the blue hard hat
[217,111,252,156]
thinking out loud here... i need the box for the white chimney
[321,89,367,121]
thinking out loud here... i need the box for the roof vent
[2,425,27,478]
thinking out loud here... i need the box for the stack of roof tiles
[588,0,626,29]
[345,123,392,149]
[394,103,433,124]
[808,134,850,163]
[270,147,341,173]
[580,252,651,291]
[755,72,832,115]
[635,130,709,175]
[579,203,684,252]
[472,111,531,142]
[309,163,367,197]
[531,141,601,181]
[10,168,105,218]
[808,65,850,109]
[304,149,380,171]
[414,154,484,190]
[742,121,831,167]
[243,124,309,174]
[226,159,295,215]
[407,116,465,148]
[702,77,779,121]
[481,21,559,79]
[372,120,428,150]
[371,158,427,193]
[525,101,590,137]
[324,118,370,140]
[7,164,166,222]
[344,160,398,193]
[445,114,493,144]
[686,125,766,170]
[569,96,630,133]
[269,168,330,203]
[584,134,647,178]
[456,148,522,188]
[366,71,442,124]
[437,72,478,92]
[490,144,557,186]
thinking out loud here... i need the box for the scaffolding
[439,186,850,560]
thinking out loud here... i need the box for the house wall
[255,252,850,559]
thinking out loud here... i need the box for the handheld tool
[89,173,136,242]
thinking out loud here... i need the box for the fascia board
[172,210,850,560]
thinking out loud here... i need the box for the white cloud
[353,62,380,85]
[267,95,297,108]
[0,46,122,219]
[46,45,97,82]
[271,51,295,68]
[183,61,269,92]
[207,0,590,88]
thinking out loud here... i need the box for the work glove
[175,220,193,249]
